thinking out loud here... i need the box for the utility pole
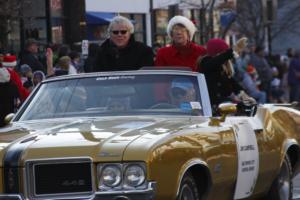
[150,0,155,46]
[262,0,277,56]
[199,7,206,44]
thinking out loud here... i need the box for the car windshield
[18,74,203,121]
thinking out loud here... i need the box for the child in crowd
[270,67,285,103]
[32,70,45,87]
[19,64,33,91]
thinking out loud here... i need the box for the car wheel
[177,172,200,200]
[267,155,293,200]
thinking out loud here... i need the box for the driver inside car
[170,78,197,107]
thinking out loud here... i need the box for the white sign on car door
[230,119,259,199]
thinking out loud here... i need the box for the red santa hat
[206,38,229,57]
[2,55,17,67]
[0,67,10,83]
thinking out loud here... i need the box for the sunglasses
[111,30,128,35]
[171,87,187,99]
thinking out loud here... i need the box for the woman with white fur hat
[155,15,206,71]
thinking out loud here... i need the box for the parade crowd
[0,15,299,127]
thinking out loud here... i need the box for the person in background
[32,70,45,87]
[50,56,70,77]
[19,38,45,73]
[55,45,70,64]
[155,15,206,71]
[0,66,19,127]
[270,67,285,103]
[69,51,81,74]
[19,64,33,91]
[249,46,273,100]
[2,55,29,101]
[197,38,255,110]
[46,47,71,77]
[53,44,77,75]
[288,50,300,102]
[94,15,154,71]
[235,64,266,104]
[69,51,83,74]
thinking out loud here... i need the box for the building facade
[7,0,85,54]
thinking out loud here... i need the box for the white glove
[238,90,256,104]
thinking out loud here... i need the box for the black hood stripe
[3,136,37,193]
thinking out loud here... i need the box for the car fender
[283,138,300,177]
[176,158,212,197]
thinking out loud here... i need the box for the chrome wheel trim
[278,160,290,200]
[179,184,195,200]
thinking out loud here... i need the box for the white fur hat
[0,67,10,83]
[167,15,197,40]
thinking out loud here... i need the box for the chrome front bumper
[0,182,156,200]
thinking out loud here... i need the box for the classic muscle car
[0,69,299,200]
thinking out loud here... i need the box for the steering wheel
[150,102,177,109]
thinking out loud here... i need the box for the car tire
[177,172,200,200]
[267,155,293,200]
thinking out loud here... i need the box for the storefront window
[121,13,145,43]
[154,10,169,46]
[50,0,63,44]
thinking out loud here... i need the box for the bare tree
[271,0,300,40]
[235,0,265,45]
[0,0,32,51]
[180,0,216,43]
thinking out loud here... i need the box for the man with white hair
[93,15,154,72]
[155,15,206,71]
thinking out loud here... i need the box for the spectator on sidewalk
[20,64,33,91]
[2,55,29,101]
[93,15,154,71]
[288,50,300,102]
[249,46,273,100]
[69,51,81,74]
[155,15,206,71]
[19,38,45,73]
[32,70,45,87]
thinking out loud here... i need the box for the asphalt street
[294,174,300,199]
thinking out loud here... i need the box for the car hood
[0,116,208,166]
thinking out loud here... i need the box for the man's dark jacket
[93,37,154,71]
[19,50,44,72]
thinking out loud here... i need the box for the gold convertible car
[0,69,299,200]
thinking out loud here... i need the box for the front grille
[34,162,92,195]
[26,158,93,199]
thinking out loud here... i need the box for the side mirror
[209,103,237,126]
[219,103,237,116]
[4,113,15,125]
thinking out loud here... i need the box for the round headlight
[101,165,121,187]
[124,165,145,187]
